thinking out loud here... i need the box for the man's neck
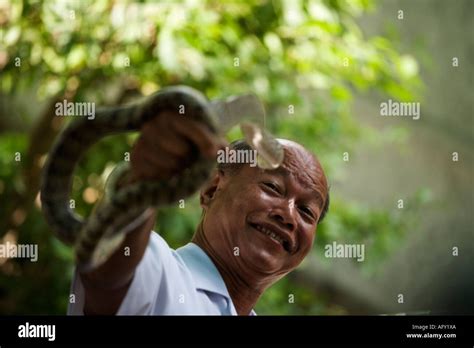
[192,229,268,315]
[212,254,263,315]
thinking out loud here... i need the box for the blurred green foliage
[0,0,424,314]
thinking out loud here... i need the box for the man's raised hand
[130,111,226,182]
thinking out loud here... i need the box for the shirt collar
[176,242,256,316]
[176,242,230,298]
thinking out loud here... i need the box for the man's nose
[269,200,297,231]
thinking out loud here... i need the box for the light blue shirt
[68,232,256,315]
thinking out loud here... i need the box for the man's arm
[80,208,156,315]
[76,111,225,315]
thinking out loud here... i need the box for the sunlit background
[0,0,472,315]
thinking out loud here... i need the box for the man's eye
[299,206,315,219]
[263,182,280,193]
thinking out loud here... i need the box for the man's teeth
[255,225,284,244]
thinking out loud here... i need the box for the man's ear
[200,169,225,209]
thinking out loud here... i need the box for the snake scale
[41,85,283,272]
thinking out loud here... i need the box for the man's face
[199,141,328,284]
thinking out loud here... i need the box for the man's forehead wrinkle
[279,144,328,206]
[261,164,322,196]
[282,147,321,186]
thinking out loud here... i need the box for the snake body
[41,86,220,271]
[41,85,283,272]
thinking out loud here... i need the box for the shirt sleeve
[67,232,171,315]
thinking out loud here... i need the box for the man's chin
[238,245,287,275]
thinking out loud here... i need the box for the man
[68,110,329,315]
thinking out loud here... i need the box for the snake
[40,85,283,272]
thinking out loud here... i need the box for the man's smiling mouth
[249,222,292,253]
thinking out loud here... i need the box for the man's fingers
[141,113,190,157]
[142,127,192,159]
[131,148,175,180]
[170,117,222,159]
[131,111,229,183]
